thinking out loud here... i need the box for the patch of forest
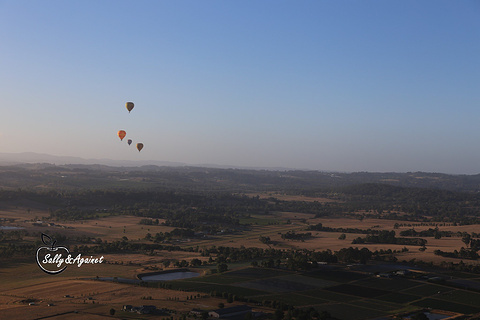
[327,183,480,223]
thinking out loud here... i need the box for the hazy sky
[1,1,479,174]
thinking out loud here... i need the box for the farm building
[209,305,252,318]
[190,308,205,316]
[122,305,157,314]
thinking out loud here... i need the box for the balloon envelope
[127,139,132,145]
[136,143,144,152]
[117,130,126,141]
[126,102,134,113]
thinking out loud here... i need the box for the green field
[400,283,454,296]
[185,274,249,284]
[374,292,422,304]
[255,292,329,306]
[161,265,480,319]
[226,267,294,279]
[301,289,359,302]
[326,284,390,298]
[304,269,368,282]
[412,298,480,314]
[436,289,480,307]
[354,277,420,291]
[318,303,387,320]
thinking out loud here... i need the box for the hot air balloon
[117,130,126,141]
[126,102,134,113]
[136,143,144,152]
[127,139,132,146]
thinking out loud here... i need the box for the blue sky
[1,1,479,174]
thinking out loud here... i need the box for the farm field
[0,260,244,319]
[1,202,477,266]
[156,265,480,319]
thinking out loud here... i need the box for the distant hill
[0,152,291,171]
[0,153,480,193]
[0,152,186,167]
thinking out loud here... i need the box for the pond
[138,271,200,281]
[0,226,24,230]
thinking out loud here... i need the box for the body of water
[0,226,24,230]
[139,271,200,281]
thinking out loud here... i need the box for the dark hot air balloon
[136,143,144,152]
[127,139,132,146]
[126,102,134,113]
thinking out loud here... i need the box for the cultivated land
[1,165,480,319]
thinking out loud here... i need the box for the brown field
[0,260,233,319]
[60,215,174,242]
[0,277,229,319]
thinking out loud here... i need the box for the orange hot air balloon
[117,130,126,141]
[127,139,132,146]
[126,102,134,113]
[136,143,144,152]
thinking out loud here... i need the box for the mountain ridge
[0,152,298,171]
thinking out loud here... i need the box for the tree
[338,233,346,240]
[462,234,472,247]
[259,236,271,245]
[190,258,202,267]
[217,263,228,273]
[274,309,284,320]
[109,308,115,315]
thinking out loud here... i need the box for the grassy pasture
[326,284,390,298]
[400,283,454,296]
[275,274,338,288]
[353,277,420,291]
[317,302,387,320]
[304,269,368,283]
[225,267,294,279]
[254,293,329,306]
[412,298,480,314]
[348,299,404,312]
[235,278,317,293]
[436,289,480,307]
[190,284,269,298]
[300,289,359,302]
[443,271,480,279]
[164,280,212,291]
[374,292,422,304]
[184,275,249,284]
